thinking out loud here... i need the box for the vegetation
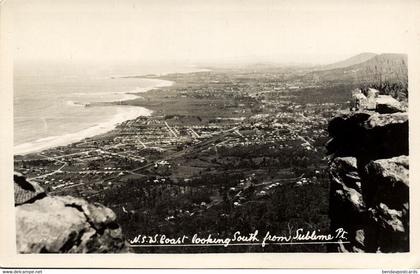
[15,57,407,253]
[361,80,408,101]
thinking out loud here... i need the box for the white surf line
[129,241,351,247]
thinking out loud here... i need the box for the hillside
[315,52,377,71]
[304,53,408,86]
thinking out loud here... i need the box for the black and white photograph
[1,0,420,269]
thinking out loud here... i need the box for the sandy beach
[14,78,173,155]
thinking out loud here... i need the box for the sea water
[14,61,202,155]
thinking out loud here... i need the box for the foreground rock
[327,112,408,159]
[376,95,405,114]
[14,172,46,205]
[15,173,128,253]
[350,88,406,113]
[327,111,409,253]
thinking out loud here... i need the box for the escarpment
[14,172,128,253]
[326,104,409,252]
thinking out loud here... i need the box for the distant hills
[315,53,378,71]
[305,53,408,85]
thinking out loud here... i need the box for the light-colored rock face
[364,156,409,252]
[350,89,405,113]
[367,88,379,99]
[327,110,409,253]
[329,157,364,212]
[354,229,365,248]
[376,95,405,114]
[14,175,128,253]
[366,156,408,187]
[374,203,405,233]
[16,196,88,253]
[350,89,370,111]
[364,113,407,129]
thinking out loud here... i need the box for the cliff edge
[326,107,409,252]
[14,172,128,253]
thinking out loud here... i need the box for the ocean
[14,61,203,155]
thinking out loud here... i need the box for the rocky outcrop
[350,88,406,114]
[14,172,46,205]
[327,109,409,253]
[14,172,128,253]
[376,95,406,114]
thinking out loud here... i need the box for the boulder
[326,111,373,156]
[364,156,409,209]
[16,196,128,253]
[333,187,365,213]
[14,174,128,253]
[327,108,409,253]
[369,203,409,253]
[328,157,367,253]
[327,111,408,160]
[373,203,405,233]
[329,157,361,191]
[366,156,408,186]
[350,89,369,110]
[354,229,366,248]
[361,113,408,163]
[376,95,405,114]
[363,112,407,129]
[365,88,379,109]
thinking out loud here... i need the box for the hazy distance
[7,0,415,66]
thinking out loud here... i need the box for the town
[14,66,366,252]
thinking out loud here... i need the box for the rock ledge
[14,172,128,253]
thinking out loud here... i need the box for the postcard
[0,0,419,269]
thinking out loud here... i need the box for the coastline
[14,78,174,156]
[106,78,174,104]
[14,106,153,155]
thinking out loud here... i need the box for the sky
[6,0,417,65]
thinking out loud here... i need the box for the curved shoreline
[14,78,173,156]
